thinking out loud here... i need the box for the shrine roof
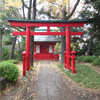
[34,36,61,42]
[6,18,88,23]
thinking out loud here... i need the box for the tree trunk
[60,6,66,64]
[86,32,95,56]
[22,0,25,19]
[18,36,20,51]
[28,0,32,19]
[0,31,2,61]
[9,36,17,59]
[30,0,36,67]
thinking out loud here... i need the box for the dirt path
[34,60,77,100]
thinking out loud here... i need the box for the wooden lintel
[70,31,83,36]
[12,31,83,36]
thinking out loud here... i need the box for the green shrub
[15,49,24,61]
[92,58,100,66]
[2,60,19,64]
[76,56,84,61]
[2,47,10,60]
[91,42,100,56]
[0,63,19,83]
[82,56,96,62]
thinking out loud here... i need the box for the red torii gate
[7,18,87,76]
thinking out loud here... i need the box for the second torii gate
[7,18,88,76]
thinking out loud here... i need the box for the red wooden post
[71,50,76,74]
[22,51,26,76]
[26,27,31,71]
[64,51,67,68]
[66,27,71,69]
[47,26,50,32]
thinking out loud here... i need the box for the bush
[0,63,19,83]
[82,56,96,63]
[15,49,24,61]
[91,42,100,56]
[92,58,100,66]
[1,60,19,64]
[76,56,84,61]
[2,47,10,60]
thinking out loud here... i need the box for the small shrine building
[34,35,61,60]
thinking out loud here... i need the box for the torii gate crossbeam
[7,18,88,76]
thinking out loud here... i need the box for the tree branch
[38,8,60,19]
[48,1,62,7]
[66,0,80,19]
[32,0,36,20]
[21,0,25,19]
[28,0,32,19]
[21,0,29,9]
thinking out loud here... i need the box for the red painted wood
[13,31,26,35]
[13,31,83,36]
[13,31,65,35]
[71,51,76,74]
[22,51,26,76]
[70,31,83,35]
[26,27,31,71]
[40,45,49,54]
[9,21,85,27]
[66,27,71,69]
[35,42,56,45]
[47,26,50,32]
[34,54,59,60]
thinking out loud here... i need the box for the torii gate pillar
[66,27,71,69]
[26,27,31,71]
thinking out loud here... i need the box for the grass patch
[82,56,96,62]
[0,59,19,64]
[92,58,100,67]
[76,56,84,61]
[57,63,100,89]
[76,56,98,63]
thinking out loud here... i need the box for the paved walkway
[34,60,77,100]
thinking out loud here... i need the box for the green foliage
[14,49,24,61]
[82,56,96,62]
[3,36,14,45]
[0,63,19,83]
[57,63,100,89]
[91,42,100,56]
[0,59,19,64]
[71,36,82,55]
[75,56,84,61]
[54,43,61,53]
[2,47,10,60]
[92,58,100,66]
